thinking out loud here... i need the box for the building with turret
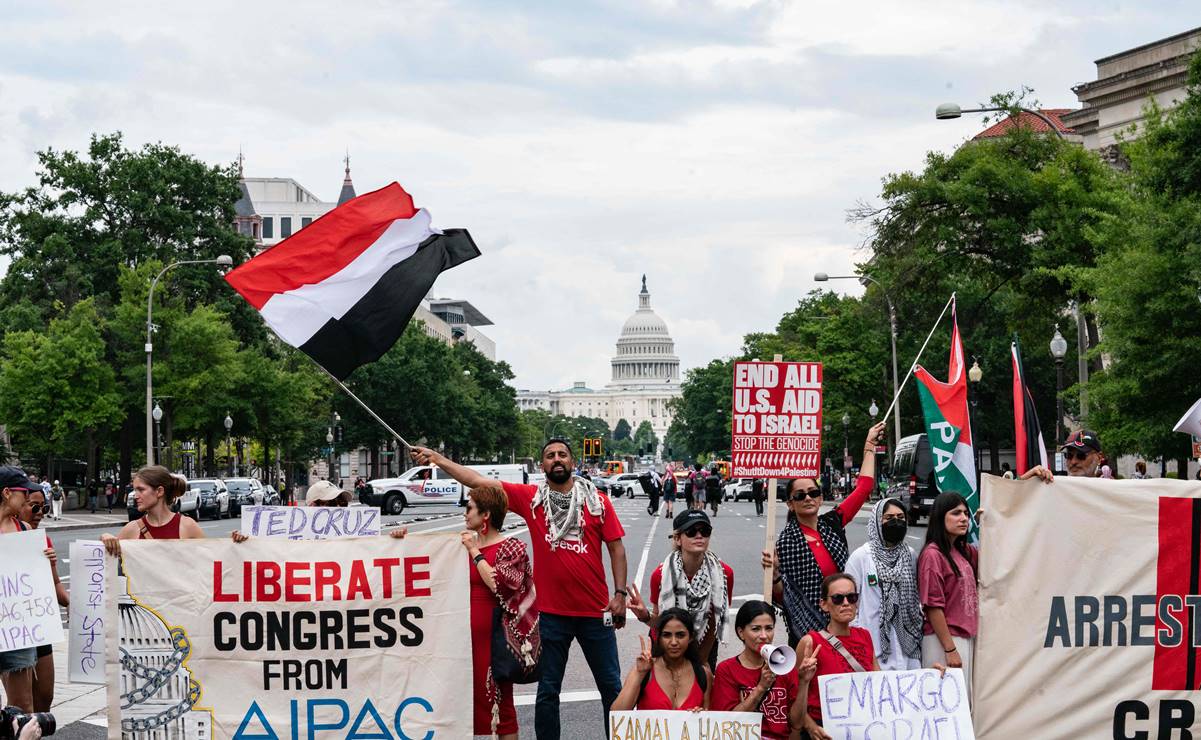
[516,277,681,453]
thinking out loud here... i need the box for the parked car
[225,477,266,516]
[364,463,525,515]
[887,434,938,525]
[188,479,231,520]
[262,485,281,506]
[608,472,644,498]
[129,474,196,520]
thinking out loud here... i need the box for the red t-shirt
[797,475,874,577]
[712,655,799,739]
[805,627,876,723]
[501,481,625,617]
[918,542,979,638]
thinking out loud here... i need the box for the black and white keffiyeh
[776,509,849,642]
[531,476,604,541]
[657,550,728,643]
[867,498,923,661]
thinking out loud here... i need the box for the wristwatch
[472,553,486,565]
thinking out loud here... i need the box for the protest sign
[975,475,1201,739]
[241,504,380,539]
[608,710,762,739]
[105,533,470,739]
[818,668,974,739]
[0,528,63,651]
[731,360,822,478]
[67,539,107,684]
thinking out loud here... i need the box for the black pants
[754,494,764,516]
[647,491,660,514]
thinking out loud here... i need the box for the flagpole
[880,293,956,429]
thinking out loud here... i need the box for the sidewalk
[48,640,108,728]
[41,511,128,532]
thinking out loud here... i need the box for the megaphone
[759,644,797,675]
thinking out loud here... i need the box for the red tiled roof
[972,109,1076,139]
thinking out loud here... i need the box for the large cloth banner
[818,668,973,739]
[241,504,380,539]
[608,710,762,739]
[67,539,107,684]
[105,533,470,739]
[0,528,64,650]
[975,475,1201,739]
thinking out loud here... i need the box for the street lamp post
[968,359,983,479]
[146,255,233,465]
[815,272,902,451]
[328,411,341,484]
[935,103,1066,141]
[868,400,879,497]
[223,412,233,477]
[1050,325,1068,449]
[151,402,164,465]
[841,412,851,497]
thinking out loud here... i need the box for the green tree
[632,420,658,455]
[1083,52,1201,467]
[613,418,632,441]
[671,359,734,457]
[663,420,692,462]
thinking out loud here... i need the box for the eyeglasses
[682,525,712,538]
[1063,449,1091,461]
[790,488,822,501]
[828,592,860,605]
[28,503,44,514]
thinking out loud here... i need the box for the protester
[627,510,733,670]
[229,481,351,543]
[705,465,722,517]
[457,487,536,739]
[49,480,63,520]
[87,478,98,513]
[1132,461,1149,479]
[353,476,369,503]
[0,466,57,712]
[104,479,116,513]
[918,492,979,698]
[661,468,677,519]
[102,466,204,557]
[1022,429,1103,482]
[711,600,813,739]
[843,498,922,671]
[611,608,711,711]
[640,471,660,516]
[689,463,706,511]
[20,488,69,712]
[796,573,879,739]
[762,421,887,647]
[410,439,627,740]
[752,478,765,517]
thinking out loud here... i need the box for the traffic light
[334,426,344,444]
[593,437,603,458]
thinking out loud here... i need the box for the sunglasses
[682,525,712,538]
[828,592,860,606]
[27,503,44,514]
[1063,449,1092,461]
[790,488,823,501]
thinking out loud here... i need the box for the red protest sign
[731,361,822,478]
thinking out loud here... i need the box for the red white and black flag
[225,183,479,379]
[1011,338,1048,474]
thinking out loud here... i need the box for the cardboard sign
[731,361,823,478]
[241,504,380,539]
[975,475,1201,739]
[818,668,974,739]
[105,533,470,739]
[67,540,107,684]
[608,710,763,739]
[0,528,64,650]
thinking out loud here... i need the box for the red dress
[470,541,518,735]
[805,627,876,724]
[636,666,705,711]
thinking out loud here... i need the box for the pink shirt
[918,542,979,638]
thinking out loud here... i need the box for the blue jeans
[535,613,621,740]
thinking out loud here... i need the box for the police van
[363,464,526,515]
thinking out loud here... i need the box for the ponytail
[134,465,185,505]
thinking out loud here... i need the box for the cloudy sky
[0,1,1195,391]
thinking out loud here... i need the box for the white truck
[363,463,527,515]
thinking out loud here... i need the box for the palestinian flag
[912,298,979,536]
[225,183,479,380]
[1011,338,1048,474]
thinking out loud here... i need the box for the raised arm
[410,446,496,492]
[837,421,887,524]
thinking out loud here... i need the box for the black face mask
[881,519,907,545]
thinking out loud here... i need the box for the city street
[34,490,925,739]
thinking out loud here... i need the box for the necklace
[665,661,687,707]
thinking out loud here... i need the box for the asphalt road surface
[42,490,928,739]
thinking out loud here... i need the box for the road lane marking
[514,689,600,706]
[632,509,662,597]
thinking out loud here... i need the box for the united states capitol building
[517,277,681,452]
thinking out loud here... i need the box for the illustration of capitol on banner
[117,575,213,739]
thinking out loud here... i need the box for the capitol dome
[609,276,680,388]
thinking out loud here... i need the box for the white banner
[105,533,470,739]
[241,504,380,539]
[608,710,763,739]
[67,539,107,684]
[975,475,1201,739]
[0,528,64,650]
[818,668,974,739]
